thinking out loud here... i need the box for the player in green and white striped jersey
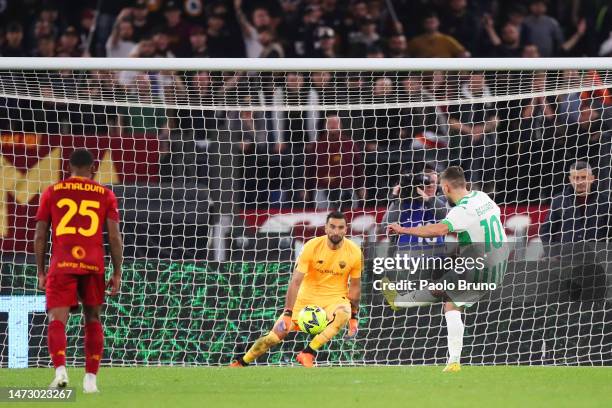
[386,166,509,373]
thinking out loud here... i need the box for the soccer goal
[0,57,610,368]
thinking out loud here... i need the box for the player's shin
[84,321,104,375]
[48,320,67,368]
[242,331,282,364]
[394,290,438,308]
[445,310,464,364]
[308,307,350,352]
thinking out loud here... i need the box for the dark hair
[6,22,23,33]
[569,161,592,172]
[69,148,94,167]
[423,10,439,20]
[440,166,466,188]
[326,210,346,223]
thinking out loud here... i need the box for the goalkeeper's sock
[394,290,438,308]
[84,321,104,375]
[310,307,350,350]
[48,320,67,368]
[445,310,464,364]
[243,331,281,364]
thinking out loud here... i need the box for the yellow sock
[243,331,281,363]
[309,307,350,351]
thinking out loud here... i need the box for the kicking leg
[443,302,464,372]
[381,277,440,309]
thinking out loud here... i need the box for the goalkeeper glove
[345,310,359,338]
[278,309,293,332]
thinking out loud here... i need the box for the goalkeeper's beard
[328,235,343,246]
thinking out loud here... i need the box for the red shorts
[45,273,106,311]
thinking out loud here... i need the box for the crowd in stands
[2,0,611,59]
[1,0,612,209]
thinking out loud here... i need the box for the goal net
[0,58,610,368]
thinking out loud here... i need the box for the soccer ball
[297,305,328,335]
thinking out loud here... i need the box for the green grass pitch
[3,366,610,408]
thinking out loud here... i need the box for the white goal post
[0,57,610,368]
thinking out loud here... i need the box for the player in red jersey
[34,148,123,393]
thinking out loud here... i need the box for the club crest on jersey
[339,261,346,269]
[71,245,86,260]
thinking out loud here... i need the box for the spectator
[167,71,215,180]
[448,72,499,186]
[106,18,137,58]
[522,0,564,57]
[277,72,310,204]
[306,113,365,210]
[69,75,118,137]
[78,9,96,51]
[401,74,450,167]
[311,26,337,57]
[521,43,541,57]
[288,4,323,57]
[348,16,380,57]
[539,161,610,301]
[206,11,240,57]
[93,0,123,56]
[38,3,60,32]
[381,165,447,247]
[187,27,209,58]
[28,19,56,54]
[57,26,82,57]
[259,30,284,58]
[34,35,56,57]
[2,22,26,57]
[234,0,272,58]
[119,36,176,99]
[321,0,343,30]
[129,36,156,58]
[406,12,469,58]
[483,18,523,58]
[386,34,408,58]
[118,73,170,157]
[365,44,384,58]
[231,105,281,208]
[132,0,154,42]
[516,72,556,200]
[506,3,531,43]
[152,28,175,58]
[310,71,334,102]
[162,0,192,58]
[341,0,370,43]
[440,0,480,55]
[555,70,583,128]
[361,77,402,200]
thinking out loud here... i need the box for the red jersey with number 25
[36,176,119,275]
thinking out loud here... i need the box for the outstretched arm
[234,0,255,38]
[387,222,449,238]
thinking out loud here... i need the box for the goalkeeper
[231,211,362,367]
